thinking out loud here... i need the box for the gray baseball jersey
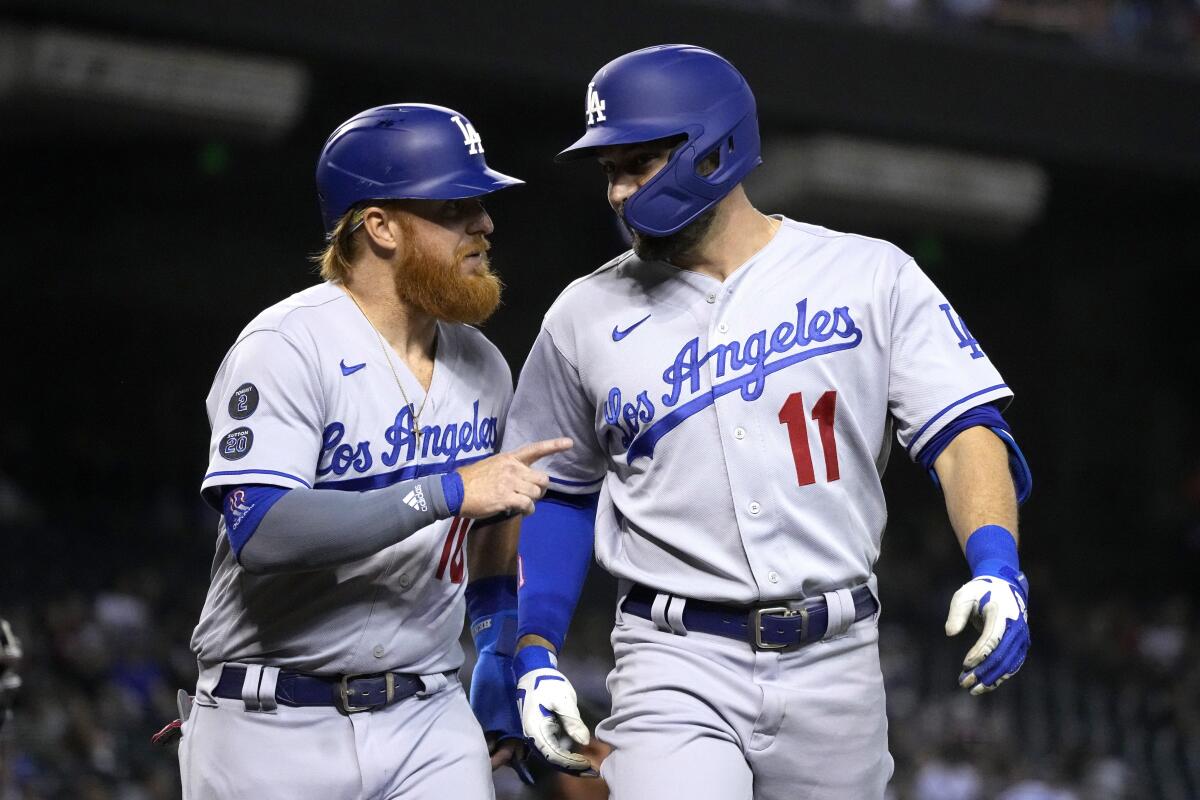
[192,281,512,675]
[506,217,1011,603]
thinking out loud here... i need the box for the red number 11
[778,390,840,486]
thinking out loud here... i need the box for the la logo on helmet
[451,115,484,155]
[586,82,606,126]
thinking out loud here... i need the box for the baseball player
[179,103,567,799]
[506,45,1033,798]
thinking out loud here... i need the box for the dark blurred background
[1,1,1198,798]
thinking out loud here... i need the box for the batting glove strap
[514,649,597,778]
[945,575,1030,695]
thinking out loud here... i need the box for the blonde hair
[312,207,365,283]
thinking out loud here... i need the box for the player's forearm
[466,514,520,581]
[933,426,1019,551]
[515,493,598,652]
[238,475,457,574]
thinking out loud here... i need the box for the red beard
[393,222,503,325]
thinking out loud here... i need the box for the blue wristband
[964,524,1022,588]
[441,472,465,516]
[513,644,556,679]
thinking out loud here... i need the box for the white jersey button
[373,645,385,658]
[767,571,780,584]
[717,322,729,334]
[748,501,761,515]
[706,293,717,304]
[733,426,746,440]
[398,573,412,589]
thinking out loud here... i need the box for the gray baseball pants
[598,599,893,800]
[179,668,493,800]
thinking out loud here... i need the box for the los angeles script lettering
[317,399,498,477]
[604,298,861,450]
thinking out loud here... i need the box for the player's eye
[634,152,662,170]
[599,162,616,178]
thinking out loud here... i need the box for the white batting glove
[945,573,1030,695]
[513,646,598,778]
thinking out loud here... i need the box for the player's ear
[360,205,400,252]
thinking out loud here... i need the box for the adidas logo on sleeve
[403,486,428,512]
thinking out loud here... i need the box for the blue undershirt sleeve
[516,490,599,651]
[221,485,290,556]
[916,402,1032,505]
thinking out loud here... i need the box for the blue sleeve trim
[990,427,1033,506]
[441,472,465,516]
[916,403,1005,473]
[917,402,1032,506]
[221,485,290,558]
[516,494,598,651]
[313,453,489,492]
[548,475,604,488]
[205,469,312,488]
[906,384,1009,456]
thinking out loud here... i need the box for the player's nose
[608,174,639,212]
[465,201,494,236]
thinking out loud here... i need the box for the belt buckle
[337,672,395,714]
[751,606,808,650]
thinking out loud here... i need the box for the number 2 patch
[939,303,985,359]
[228,383,260,420]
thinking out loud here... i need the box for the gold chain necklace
[344,288,431,447]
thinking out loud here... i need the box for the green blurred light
[199,142,230,176]
[913,234,944,267]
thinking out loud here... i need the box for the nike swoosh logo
[612,314,651,342]
[339,359,366,376]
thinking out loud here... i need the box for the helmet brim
[374,166,525,200]
[555,123,688,163]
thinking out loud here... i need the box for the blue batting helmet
[316,103,523,232]
[556,44,762,237]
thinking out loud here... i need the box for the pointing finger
[511,437,574,466]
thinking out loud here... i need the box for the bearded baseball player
[507,45,1033,798]
[179,103,567,799]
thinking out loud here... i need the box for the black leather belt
[622,584,878,651]
[213,666,455,714]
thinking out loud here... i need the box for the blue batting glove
[514,645,598,778]
[945,572,1030,694]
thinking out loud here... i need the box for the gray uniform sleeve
[239,473,454,574]
[887,260,1013,459]
[507,327,606,494]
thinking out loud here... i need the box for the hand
[945,573,1030,695]
[470,644,534,785]
[457,438,573,518]
[514,646,597,778]
[488,736,533,784]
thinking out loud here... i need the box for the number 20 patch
[220,427,254,460]
[939,303,984,360]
